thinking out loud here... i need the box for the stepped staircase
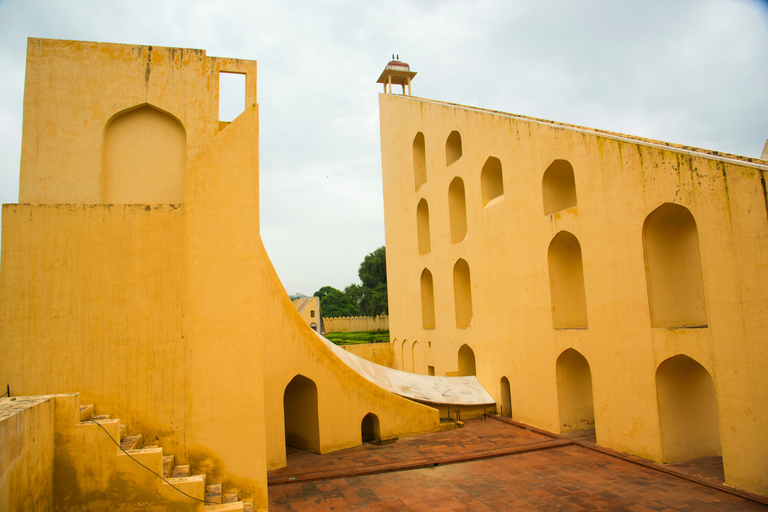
[79,402,254,512]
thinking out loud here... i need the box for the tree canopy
[318,287,360,318]
[314,246,389,318]
[358,246,387,289]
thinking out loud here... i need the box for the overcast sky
[1,0,767,296]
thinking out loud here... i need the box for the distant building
[291,295,325,334]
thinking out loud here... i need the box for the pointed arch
[453,258,473,328]
[361,413,381,443]
[643,203,707,328]
[457,344,476,376]
[481,156,504,207]
[449,177,467,244]
[103,104,186,203]
[446,130,462,166]
[413,132,427,190]
[556,349,595,432]
[417,199,431,255]
[500,377,512,417]
[542,159,577,215]
[548,231,588,328]
[283,374,320,454]
[656,354,721,462]
[402,339,413,373]
[420,268,436,329]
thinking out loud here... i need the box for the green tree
[358,246,387,288]
[318,287,360,318]
[344,247,389,316]
[314,286,335,301]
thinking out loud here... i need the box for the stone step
[119,424,127,441]
[242,502,254,512]
[90,414,111,421]
[203,503,244,512]
[162,455,175,478]
[143,444,159,450]
[120,434,143,451]
[205,484,222,505]
[222,492,238,504]
[79,404,94,421]
[170,464,190,478]
[162,474,206,502]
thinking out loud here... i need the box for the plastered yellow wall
[257,245,439,471]
[341,343,394,368]
[0,397,55,512]
[1,39,444,510]
[1,38,268,508]
[379,93,768,495]
[20,38,256,204]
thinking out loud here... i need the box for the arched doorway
[656,354,721,462]
[103,104,186,203]
[500,377,512,417]
[556,349,594,432]
[457,344,476,376]
[283,374,320,454]
[361,413,381,443]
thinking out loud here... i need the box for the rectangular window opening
[219,72,246,123]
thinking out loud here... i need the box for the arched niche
[413,132,427,190]
[361,413,381,443]
[457,344,476,376]
[420,268,436,329]
[643,203,708,328]
[417,199,431,255]
[556,349,595,432]
[446,130,462,166]
[412,341,426,375]
[542,159,577,215]
[402,339,413,373]
[548,231,588,329]
[448,177,468,244]
[500,377,512,417]
[481,156,504,207]
[453,258,473,328]
[656,355,721,462]
[103,104,186,203]
[283,374,320,454]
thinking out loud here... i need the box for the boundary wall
[324,316,389,333]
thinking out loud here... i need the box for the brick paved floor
[268,419,767,511]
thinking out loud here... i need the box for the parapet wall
[324,315,389,333]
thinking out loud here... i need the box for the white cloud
[0,0,766,295]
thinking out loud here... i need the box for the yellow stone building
[0,38,442,511]
[2,36,767,510]
[379,91,768,496]
[291,295,324,333]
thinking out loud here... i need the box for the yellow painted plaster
[379,93,768,495]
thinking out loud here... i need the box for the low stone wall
[341,343,394,368]
[324,316,389,333]
[0,395,55,512]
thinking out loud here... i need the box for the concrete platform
[268,418,768,511]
